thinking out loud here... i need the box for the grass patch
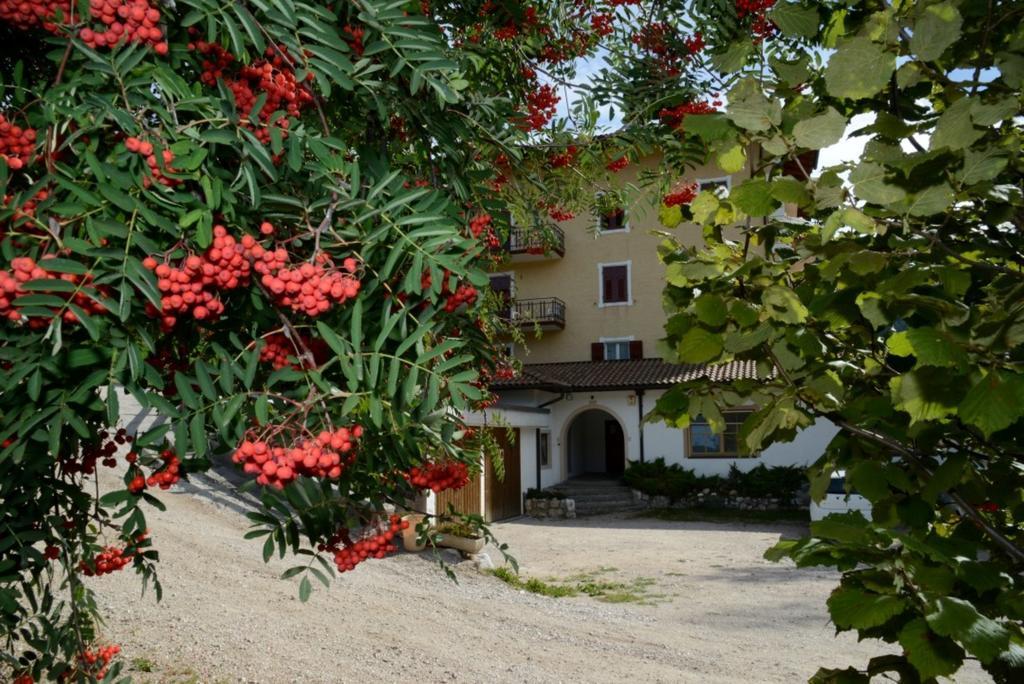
[638,507,808,525]
[132,657,155,673]
[490,568,664,604]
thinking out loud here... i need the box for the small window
[599,207,627,232]
[539,431,550,469]
[599,262,631,306]
[687,410,756,458]
[698,176,732,197]
[603,340,631,360]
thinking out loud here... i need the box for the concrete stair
[547,478,643,517]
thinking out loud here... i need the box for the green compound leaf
[828,586,908,630]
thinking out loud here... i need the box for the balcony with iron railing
[500,225,566,261]
[501,297,566,331]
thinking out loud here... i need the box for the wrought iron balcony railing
[506,297,566,330]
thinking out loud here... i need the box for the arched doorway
[565,408,625,478]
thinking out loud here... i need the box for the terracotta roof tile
[493,359,762,392]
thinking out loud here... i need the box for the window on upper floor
[591,338,643,361]
[599,261,631,306]
[686,410,757,458]
[596,192,628,233]
[698,176,732,197]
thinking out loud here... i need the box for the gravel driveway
[87,471,989,683]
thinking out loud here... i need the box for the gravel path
[87,471,989,683]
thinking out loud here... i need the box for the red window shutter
[591,343,604,361]
[629,340,643,359]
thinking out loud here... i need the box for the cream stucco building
[436,152,837,521]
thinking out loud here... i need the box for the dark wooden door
[604,420,625,475]
[485,427,521,521]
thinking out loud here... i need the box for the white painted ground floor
[448,387,839,521]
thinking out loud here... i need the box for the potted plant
[435,522,485,554]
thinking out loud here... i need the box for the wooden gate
[485,427,521,521]
[436,470,482,518]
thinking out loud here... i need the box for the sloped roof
[492,359,762,392]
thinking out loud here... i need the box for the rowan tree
[0,1,611,681]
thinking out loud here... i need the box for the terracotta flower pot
[401,513,427,552]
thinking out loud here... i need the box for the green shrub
[625,459,806,504]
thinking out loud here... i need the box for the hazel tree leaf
[731,179,780,216]
[890,371,962,424]
[726,78,782,132]
[793,107,847,149]
[905,183,954,216]
[769,2,820,39]
[677,327,723,364]
[828,586,907,630]
[909,2,963,62]
[762,286,808,323]
[825,37,895,100]
[898,618,964,680]
[849,162,907,205]
[931,97,983,151]
[957,371,1024,438]
[925,597,1011,664]
[958,147,1009,185]
[886,328,968,369]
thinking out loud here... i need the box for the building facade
[437,153,837,521]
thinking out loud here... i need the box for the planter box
[437,533,485,554]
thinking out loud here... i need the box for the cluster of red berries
[736,0,778,42]
[469,213,501,250]
[79,545,133,576]
[0,256,109,328]
[404,460,470,493]
[64,428,133,476]
[663,183,699,207]
[659,100,721,130]
[521,83,559,131]
[546,205,575,222]
[2,189,48,235]
[261,256,361,317]
[232,425,363,489]
[0,0,67,31]
[0,116,36,170]
[138,448,181,491]
[12,673,33,684]
[191,39,313,147]
[144,226,253,328]
[605,155,630,172]
[257,332,329,370]
[327,515,408,573]
[419,269,479,313]
[590,12,614,37]
[342,24,365,56]
[124,136,179,188]
[547,144,578,169]
[78,0,167,53]
[77,644,120,680]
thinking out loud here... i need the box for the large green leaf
[898,618,964,680]
[957,371,1024,438]
[890,371,962,424]
[885,327,968,369]
[909,2,963,62]
[793,108,847,150]
[726,78,782,132]
[828,586,907,630]
[925,597,1012,664]
[762,286,808,323]
[849,162,907,205]
[824,37,895,100]
[677,327,723,363]
[769,2,820,39]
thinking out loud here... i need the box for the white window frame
[599,335,634,361]
[598,260,632,307]
[595,192,630,234]
[488,271,516,297]
[697,176,732,197]
[539,430,551,469]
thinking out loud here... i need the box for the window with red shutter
[591,343,604,361]
[600,263,629,305]
[629,340,643,359]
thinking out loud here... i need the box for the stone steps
[545,479,641,517]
